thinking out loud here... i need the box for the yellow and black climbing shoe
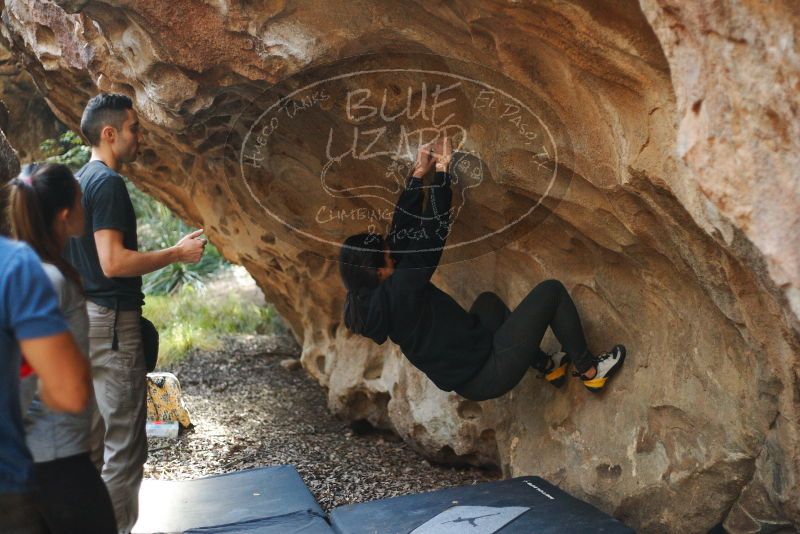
[574,345,626,393]
[533,351,572,388]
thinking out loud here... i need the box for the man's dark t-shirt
[65,160,144,310]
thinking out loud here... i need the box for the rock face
[0,125,19,233]
[1,1,797,531]
[0,126,18,183]
[0,39,62,160]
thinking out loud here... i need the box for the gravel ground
[144,334,498,510]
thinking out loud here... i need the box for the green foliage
[39,131,228,294]
[132,185,228,295]
[143,284,279,366]
[40,131,91,171]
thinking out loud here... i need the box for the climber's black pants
[455,279,594,401]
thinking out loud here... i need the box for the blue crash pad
[329,476,633,533]
[185,511,334,533]
[132,465,332,533]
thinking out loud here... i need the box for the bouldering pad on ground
[132,465,331,533]
[185,511,334,533]
[329,476,633,533]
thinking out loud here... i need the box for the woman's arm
[392,136,454,289]
[392,170,453,289]
[22,332,91,413]
[387,175,424,245]
[387,144,435,251]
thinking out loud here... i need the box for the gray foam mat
[132,466,328,533]
[185,511,334,533]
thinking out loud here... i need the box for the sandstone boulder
[0,124,19,233]
[0,39,62,160]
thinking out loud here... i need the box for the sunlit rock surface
[1,1,798,531]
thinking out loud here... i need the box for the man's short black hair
[80,93,134,146]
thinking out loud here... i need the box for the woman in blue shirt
[0,240,91,533]
[8,163,116,533]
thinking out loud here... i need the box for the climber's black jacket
[344,171,493,392]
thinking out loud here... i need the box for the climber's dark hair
[6,163,83,288]
[80,93,134,146]
[339,232,386,333]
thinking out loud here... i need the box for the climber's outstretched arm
[387,143,434,252]
[391,136,453,289]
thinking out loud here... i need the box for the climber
[338,134,626,400]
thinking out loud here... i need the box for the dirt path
[144,335,498,510]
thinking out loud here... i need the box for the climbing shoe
[574,344,626,393]
[532,351,572,388]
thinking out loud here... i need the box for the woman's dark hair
[7,163,83,287]
[339,232,386,332]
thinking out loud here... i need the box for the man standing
[66,93,206,533]
[0,236,91,533]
